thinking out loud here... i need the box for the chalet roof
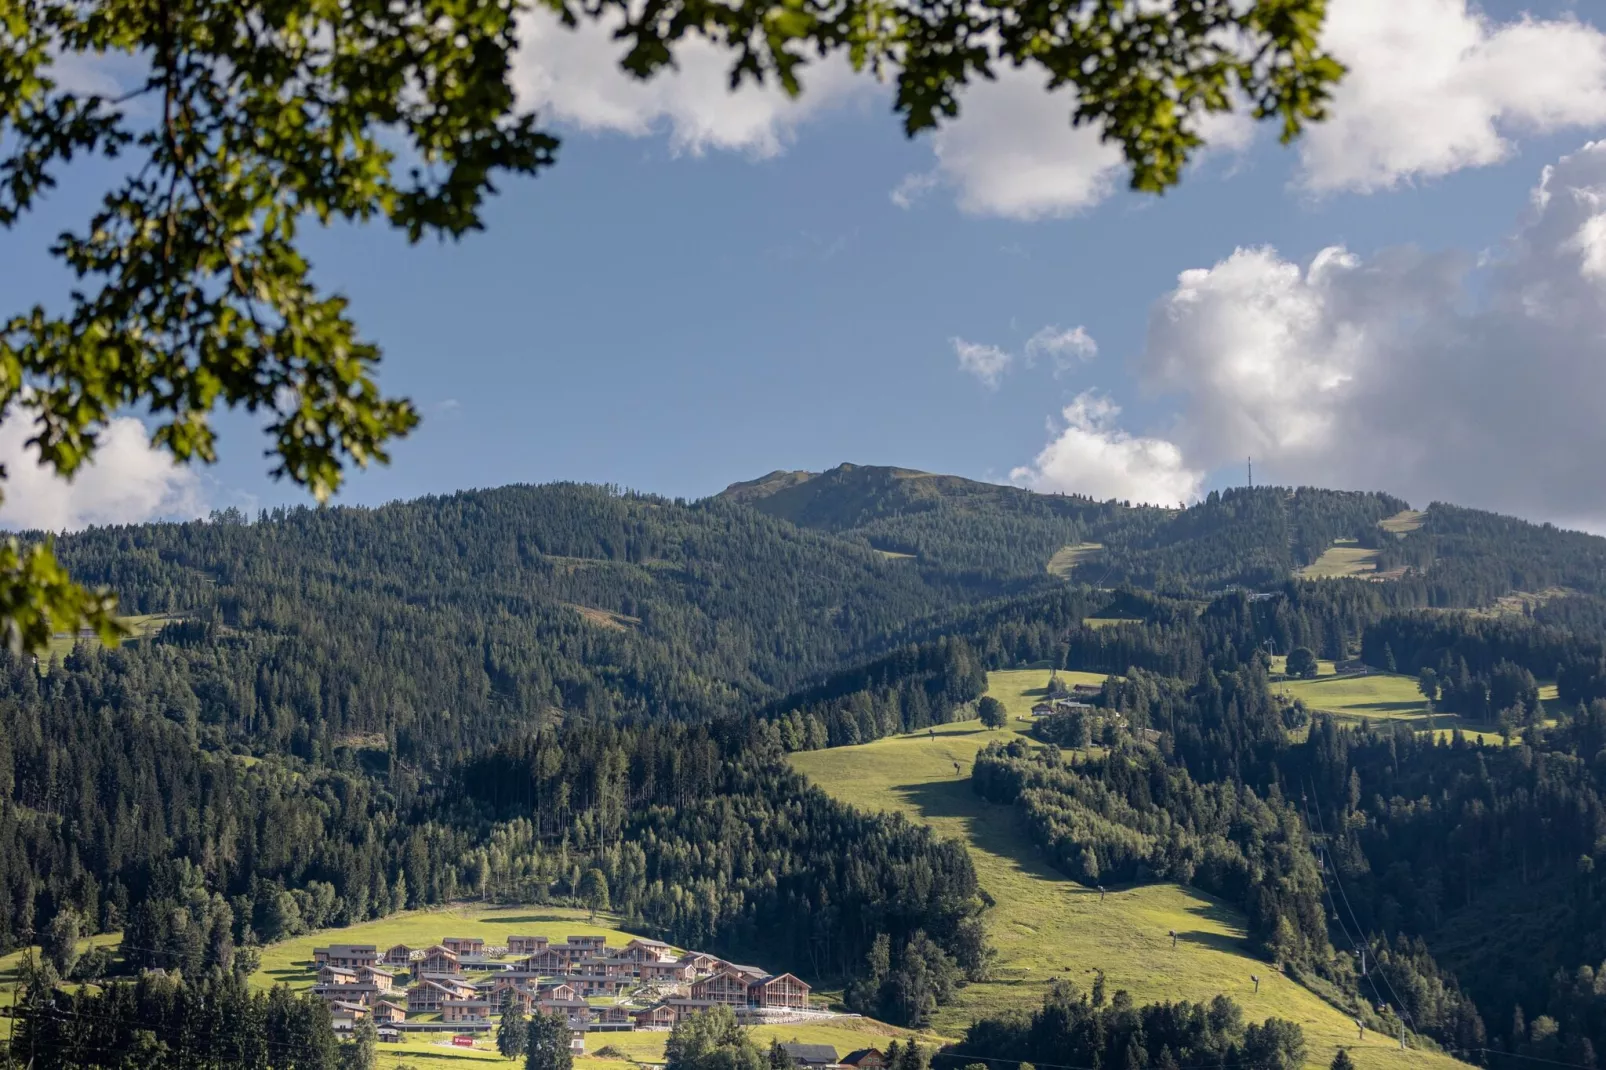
[665,998,718,1007]
[330,1000,369,1014]
[539,998,592,1009]
[443,999,493,1008]
[628,938,671,948]
[322,944,377,954]
[321,965,357,976]
[359,965,394,976]
[782,1044,839,1065]
[841,1051,884,1066]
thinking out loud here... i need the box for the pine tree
[528,1010,576,1070]
[500,996,529,1059]
[1331,1048,1356,1070]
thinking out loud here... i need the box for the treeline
[9,968,340,1069]
[756,637,988,750]
[945,981,1308,1070]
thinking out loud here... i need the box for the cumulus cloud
[1017,139,1606,528]
[512,7,863,157]
[1026,325,1098,371]
[917,68,1126,219]
[0,414,204,532]
[1304,0,1606,191]
[953,338,1013,388]
[1011,392,1203,506]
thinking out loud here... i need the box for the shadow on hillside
[1176,929,1249,956]
[894,779,1068,882]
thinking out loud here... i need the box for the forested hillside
[13,467,1606,1068]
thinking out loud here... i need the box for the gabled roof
[782,1044,838,1064]
[841,1050,885,1065]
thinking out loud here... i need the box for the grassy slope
[791,669,1468,1070]
[1299,545,1380,579]
[1276,672,1560,745]
[1046,544,1103,578]
[255,905,920,1068]
[0,932,122,1040]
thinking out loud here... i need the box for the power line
[1305,778,1415,1032]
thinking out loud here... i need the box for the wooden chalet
[382,944,413,968]
[642,959,696,983]
[312,944,378,970]
[594,1005,634,1030]
[443,936,486,955]
[358,965,394,992]
[329,1001,369,1028]
[442,999,494,1023]
[632,1004,677,1029]
[538,982,579,1001]
[407,979,457,1013]
[310,982,381,1006]
[419,945,462,975]
[691,967,765,1005]
[568,935,607,952]
[841,1051,886,1069]
[538,998,596,1029]
[749,973,810,1010]
[318,964,357,985]
[509,935,550,956]
[680,953,722,977]
[663,998,719,1024]
[372,1001,407,1023]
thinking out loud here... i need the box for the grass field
[791,671,1470,1070]
[1275,672,1559,745]
[1299,543,1381,579]
[41,612,177,662]
[0,931,122,1039]
[255,905,634,993]
[1270,656,1339,678]
[1380,511,1427,535]
[1046,543,1103,578]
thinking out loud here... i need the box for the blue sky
[8,0,1606,529]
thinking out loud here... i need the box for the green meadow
[790,670,1471,1070]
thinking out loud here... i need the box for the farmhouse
[781,1044,838,1067]
[312,945,378,970]
[841,1051,886,1069]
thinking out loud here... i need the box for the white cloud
[1025,324,1098,371]
[919,67,1125,219]
[1304,0,1606,191]
[1011,391,1203,506]
[1030,138,1606,528]
[512,6,863,157]
[953,337,1013,388]
[0,414,204,532]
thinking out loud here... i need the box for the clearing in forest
[791,669,1471,1070]
[1299,541,1380,579]
[1278,671,1558,745]
[1046,542,1103,578]
[1379,510,1427,535]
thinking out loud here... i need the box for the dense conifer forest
[13,469,1606,1066]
